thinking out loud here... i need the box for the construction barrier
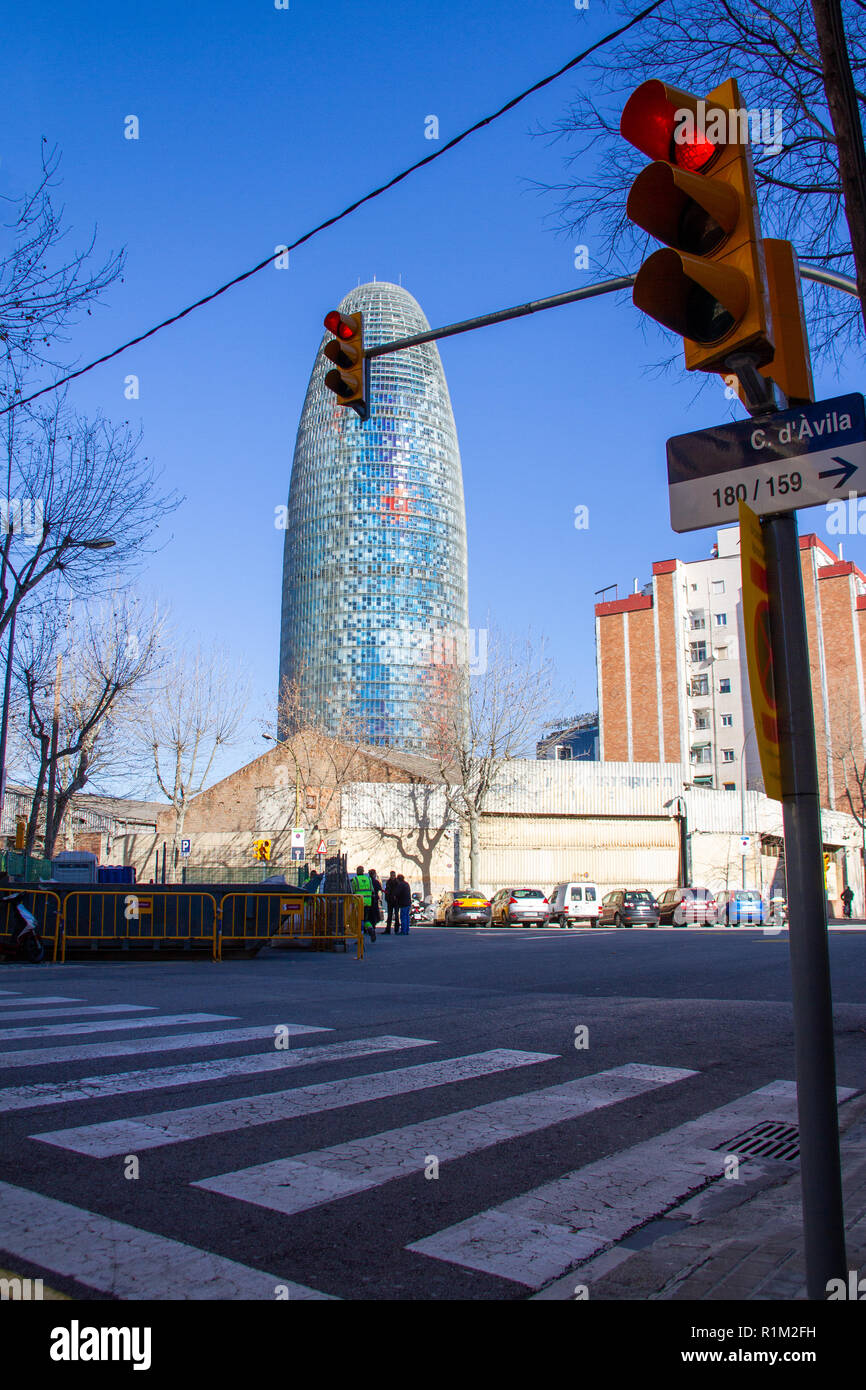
[218,891,364,960]
[0,883,365,964]
[60,889,220,961]
[0,887,63,962]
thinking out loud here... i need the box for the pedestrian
[396,872,412,935]
[841,884,854,919]
[384,870,399,934]
[351,865,377,943]
[369,869,383,930]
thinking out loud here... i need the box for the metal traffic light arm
[362,264,856,360]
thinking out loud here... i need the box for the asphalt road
[1,924,864,1301]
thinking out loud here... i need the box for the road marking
[34,1050,557,1157]
[0,1181,333,1300]
[0,1004,154,1023]
[407,1080,858,1288]
[0,1023,331,1070]
[194,1063,696,1217]
[0,997,85,1007]
[0,1036,436,1112]
[0,1013,233,1041]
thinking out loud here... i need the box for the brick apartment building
[595,524,866,812]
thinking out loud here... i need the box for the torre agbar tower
[279,282,469,750]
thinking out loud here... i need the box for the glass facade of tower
[279,282,468,750]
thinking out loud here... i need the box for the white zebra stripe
[0,1004,154,1023]
[193,1063,696,1217]
[34,1050,557,1157]
[0,1181,333,1300]
[0,1013,233,1041]
[0,997,85,1007]
[0,1036,436,1111]
[407,1080,858,1288]
[0,1023,330,1069]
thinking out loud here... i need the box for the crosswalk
[0,986,857,1300]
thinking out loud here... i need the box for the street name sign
[667,393,866,533]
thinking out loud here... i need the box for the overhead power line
[1,0,667,415]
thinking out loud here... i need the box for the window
[715,612,727,625]
[690,675,709,696]
[694,710,710,730]
[721,713,733,727]
[722,749,735,762]
[690,641,708,662]
[719,678,732,693]
[690,612,706,630]
[723,782,736,790]
[712,580,725,594]
[691,744,712,764]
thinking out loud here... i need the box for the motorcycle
[0,891,46,963]
[410,895,434,925]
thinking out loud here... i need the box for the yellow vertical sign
[739,500,784,801]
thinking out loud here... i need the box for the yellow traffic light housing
[15,816,26,851]
[622,78,774,375]
[322,310,369,420]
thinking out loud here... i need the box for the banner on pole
[739,500,783,801]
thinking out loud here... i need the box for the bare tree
[421,629,557,891]
[16,594,164,856]
[0,143,124,401]
[143,648,248,877]
[260,670,372,849]
[0,403,178,644]
[364,780,453,899]
[536,0,866,361]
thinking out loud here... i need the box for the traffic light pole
[736,360,848,1300]
[362,264,856,360]
[762,507,848,1300]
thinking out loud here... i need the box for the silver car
[490,888,551,927]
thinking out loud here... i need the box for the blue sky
[2,0,864,786]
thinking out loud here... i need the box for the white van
[549,881,600,926]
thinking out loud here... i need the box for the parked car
[434,889,491,926]
[716,889,764,925]
[599,889,660,928]
[548,882,600,926]
[656,886,718,926]
[489,888,551,927]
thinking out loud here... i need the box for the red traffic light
[324,310,355,340]
[620,80,721,171]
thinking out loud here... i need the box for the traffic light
[253,838,271,863]
[322,310,368,419]
[621,78,773,375]
[724,241,815,409]
[15,817,26,851]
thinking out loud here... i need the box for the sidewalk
[534,1091,866,1300]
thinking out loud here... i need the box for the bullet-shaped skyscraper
[279,282,469,750]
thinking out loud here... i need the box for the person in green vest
[352,865,377,943]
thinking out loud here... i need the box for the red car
[657,887,718,926]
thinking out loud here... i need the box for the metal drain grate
[715,1121,800,1161]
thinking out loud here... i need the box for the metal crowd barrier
[0,887,63,962]
[0,884,365,964]
[60,889,220,961]
[218,891,364,960]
